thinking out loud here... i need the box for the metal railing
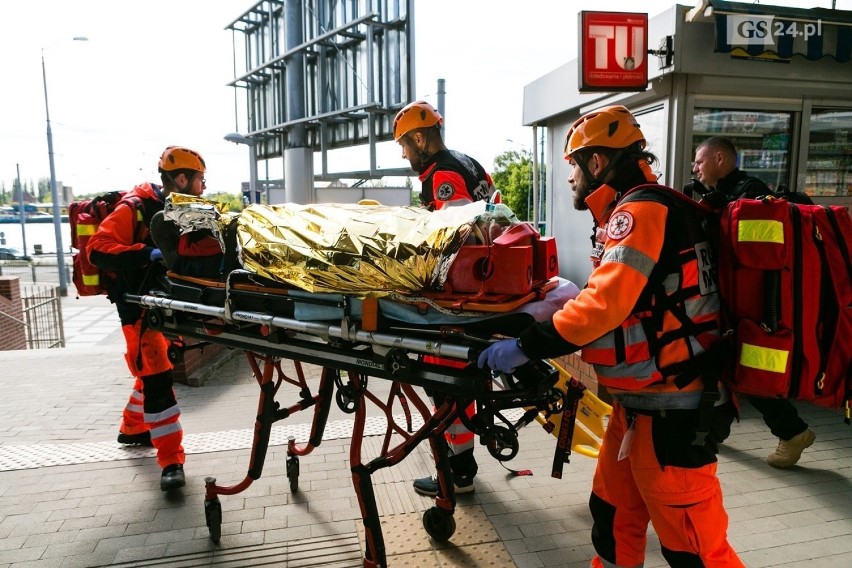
[20,283,64,348]
[0,285,65,349]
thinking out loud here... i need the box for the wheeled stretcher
[125,269,605,567]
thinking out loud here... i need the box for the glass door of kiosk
[692,108,793,192]
[806,109,852,198]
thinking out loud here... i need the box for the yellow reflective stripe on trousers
[76,224,97,236]
[737,219,784,244]
[740,342,789,373]
[82,273,100,286]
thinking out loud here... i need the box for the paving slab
[0,295,849,566]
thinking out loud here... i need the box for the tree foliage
[491,149,533,221]
[38,178,50,202]
[207,192,244,212]
[406,176,420,206]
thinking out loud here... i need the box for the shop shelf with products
[738,149,788,191]
[691,109,794,191]
[805,143,851,197]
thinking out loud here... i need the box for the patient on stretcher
[150,206,238,280]
[156,196,558,310]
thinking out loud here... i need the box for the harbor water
[0,221,72,256]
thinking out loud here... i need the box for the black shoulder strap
[621,183,714,215]
[735,176,773,199]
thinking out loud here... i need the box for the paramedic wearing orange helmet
[394,100,495,497]
[88,146,208,492]
[478,106,743,567]
[394,100,497,211]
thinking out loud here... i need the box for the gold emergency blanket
[237,201,513,295]
[163,193,237,248]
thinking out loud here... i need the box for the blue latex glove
[150,248,164,262]
[477,338,530,374]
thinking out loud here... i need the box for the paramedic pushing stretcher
[88,146,209,492]
[393,100,497,496]
[479,107,743,566]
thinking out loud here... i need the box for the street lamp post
[224,133,259,204]
[16,164,27,257]
[42,36,88,296]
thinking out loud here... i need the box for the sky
[1,0,848,199]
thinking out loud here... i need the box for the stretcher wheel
[146,308,166,330]
[287,455,300,493]
[485,425,520,461]
[167,342,185,364]
[335,388,358,413]
[423,506,456,541]
[385,349,413,380]
[204,497,222,543]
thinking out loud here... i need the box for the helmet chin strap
[574,159,601,192]
[402,133,434,171]
[575,150,618,190]
[416,147,433,168]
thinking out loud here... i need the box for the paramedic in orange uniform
[88,146,209,492]
[478,107,743,567]
[393,100,497,496]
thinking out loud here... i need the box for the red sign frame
[579,11,649,92]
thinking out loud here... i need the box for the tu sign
[579,12,648,92]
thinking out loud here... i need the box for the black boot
[117,431,153,447]
[160,463,186,491]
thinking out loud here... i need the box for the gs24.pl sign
[727,14,824,46]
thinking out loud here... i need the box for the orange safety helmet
[158,146,207,173]
[563,105,645,159]
[393,100,443,141]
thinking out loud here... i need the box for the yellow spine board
[530,361,611,459]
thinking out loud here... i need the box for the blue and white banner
[714,12,851,62]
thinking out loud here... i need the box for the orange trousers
[423,356,476,453]
[119,322,185,469]
[589,404,743,567]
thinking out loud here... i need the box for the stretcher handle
[572,445,601,459]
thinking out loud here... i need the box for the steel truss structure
[226,0,415,181]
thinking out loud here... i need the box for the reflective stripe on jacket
[552,182,722,411]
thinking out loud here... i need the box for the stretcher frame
[125,271,579,568]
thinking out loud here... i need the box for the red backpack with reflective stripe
[68,191,141,297]
[718,198,852,417]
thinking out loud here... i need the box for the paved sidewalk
[0,296,850,567]
[59,293,125,349]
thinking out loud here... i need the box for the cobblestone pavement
[0,292,849,567]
